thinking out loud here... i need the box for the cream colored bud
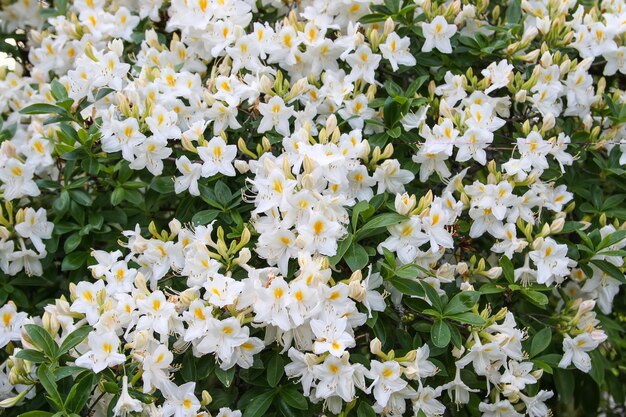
[234,160,250,174]
[460,281,475,291]
[578,299,596,314]
[521,27,538,44]
[514,90,527,103]
[484,267,502,279]
[578,57,594,71]
[384,17,395,35]
[540,51,553,67]
[370,338,383,355]
[179,289,199,307]
[542,113,555,131]
[550,217,564,234]
[531,369,544,380]
[42,312,60,336]
[521,49,540,63]
[69,282,77,301]
[395,193,416,215]
[134,272,150,294]
[456,262,469,275]
[325,114,337,133]
[348,280,366,302]
[169,219,182,237]
[452,345,465,359]
[439,99,454,119]
[237,247,252,265]
[108,39,124,56]
[201,391,213,406]
[259,75,273,94]
[559,59,571,75]
[0,141,17,158]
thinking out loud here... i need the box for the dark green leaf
[344,243,369,272]
[243,391,275,417]
[64,371,96,413]
[267,354,284,387]
[530,328,552,358]
[431,320,451,348]
[25,324,58,359]
[58,326,92,355]
[279,387,308,410]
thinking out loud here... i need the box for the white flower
[0,303,27,348]
[401,345,438,383]
[258,96,295,137]
[197,136,237,177]
[71,280,105,325]
[113,376,144,416]
[558,333,599,373]
[142,344,173,393]
[174,156,202,196]
[75,331,126,373]
[162,382,201,417]
[14,208,52,254]
[367,360,408,407]
[196,317,249,368]
[379,33,416,71]
[529,237,575,286]
[0,159,40,200]
[311,317,355,357]
[422,16,457,53]
[442,366,478,405]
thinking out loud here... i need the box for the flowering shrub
[0,0,625,416]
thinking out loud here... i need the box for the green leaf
[25,324,58,359]
[215,366,236,388]
[444,291,480,316]
[58,326,92,355]
[243,391,275,417]
[500,256,515,284]
[50,80,68,101]
[446,312,486,326]
[530,328,552,358]
[267,354,284,387]
[330,234,353,266]
[505,0,522,23]
[279,387,308,410]
[192,209,220,225]
[357,401,377,417]
[388,277,424,297]
[431,320,451,348]
[61,252,87,271]
[590,259,626,284]
[359,213,407,233]
[344,243,369,272]
[18,412,54,417]
[521,289,548,307]
[15,349,47,363]
[53,190,71,214]
[110,188,125,206]
[69,190,92,206]
[37,364,65,411]
[19,103,68,116]
[420,281,444,313]
[64,371,96,413]
[554,369,574,403]
[64,233,82,254]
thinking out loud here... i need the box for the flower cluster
[0,204,53,277]
[0,0,624,415]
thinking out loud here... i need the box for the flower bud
[370,338,383,355]
[179,289,199,307]
[201,391,213,406]
[395,193,416,215]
